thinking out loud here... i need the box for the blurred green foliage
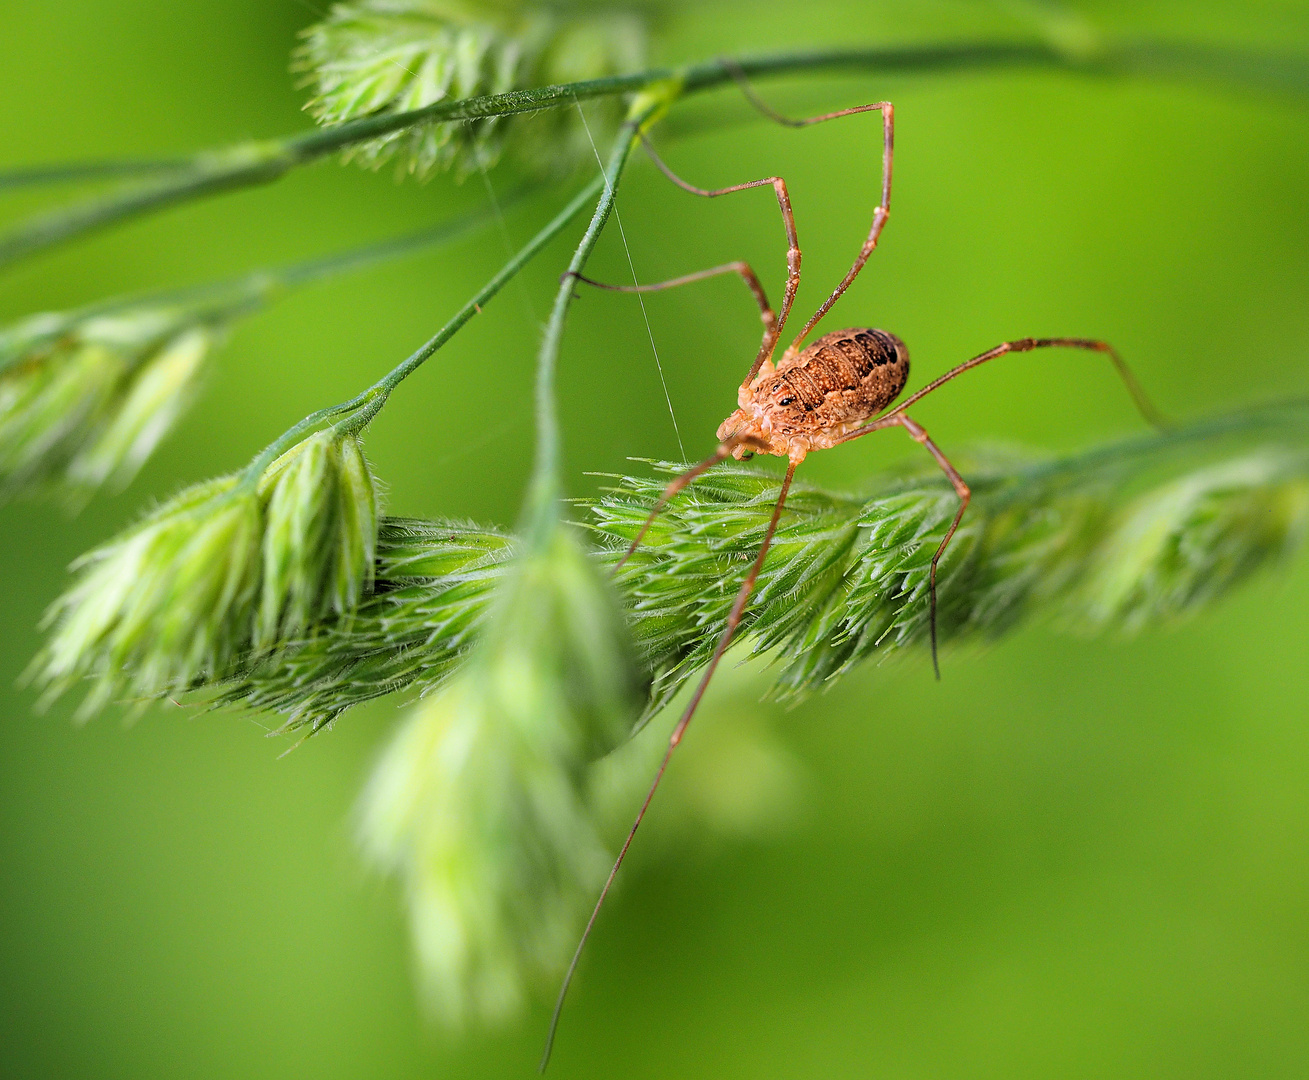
[2,1,1309,1077]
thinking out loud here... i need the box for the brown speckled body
[717,328,910,460]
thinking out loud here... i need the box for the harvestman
[542,77,1167,1067]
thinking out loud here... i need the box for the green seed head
[255,429,380,649]
[33,427,382,715]
[31,476,263,716]
[66,325,211,491]
[1075,454,1309,632]
[218,408,1309,734]
[357,519,643,1022]
[360,674,615,1024]
[0,305,221,501]
[295,0,648,178]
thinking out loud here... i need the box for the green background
[3,1,1309,1076]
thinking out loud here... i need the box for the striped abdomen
[719,327,911,458]
[777,328,909,415]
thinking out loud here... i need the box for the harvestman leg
[574,89,894,390]
[565,255,778,568]
[717,58,899,362]
[565,260,781,377]
[574,136,800,385]
[605,431,770,571]
[837,411,968,680]
[715,59,896,359]
[888,336,1169,431]
[637,102,888,388]
[835,336,1171,677]
[541,456,801,1072]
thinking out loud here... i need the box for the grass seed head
[295,0,648,178]
[255,430,381,649]
[33,428,382,715]
[357,520,643,1022]
[0,306,220,501]
[31,476,263,716]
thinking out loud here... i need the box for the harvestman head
[540,69,1168,1069]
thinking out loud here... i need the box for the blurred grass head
[358,521,644,1022]
[0,304,227,502]
[296,0,649,178]
[30,426,381,716]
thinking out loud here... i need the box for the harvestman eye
[545,64,1168,1070]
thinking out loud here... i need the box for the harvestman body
[542,76,1166,1067]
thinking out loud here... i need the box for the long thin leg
[834,338,1166,673]
[902,415,969,681]
[883,337,1169,431]
[541,457,801,1072]
[682,62,899,361]
[564,263,778,362]
[838,413,969,679]
[720,59,897,359]
[611,432,769,573]
[780,99,891,359]
[641,92,894,381]
[638,134,800,388]
[566,263,775,576]
[611,427,774,575]
[611,441,731,574]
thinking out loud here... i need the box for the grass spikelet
[218,518,516,731]
[0,305,224,500]
[357,520,643,1022]
[254,430,380,648]
[32,428,383,715]
[295,0,647,178]
[1073,453,1309,631]
[30,477,263,717]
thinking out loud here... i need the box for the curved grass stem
[241,174,608,481]
[525,108,650,540]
